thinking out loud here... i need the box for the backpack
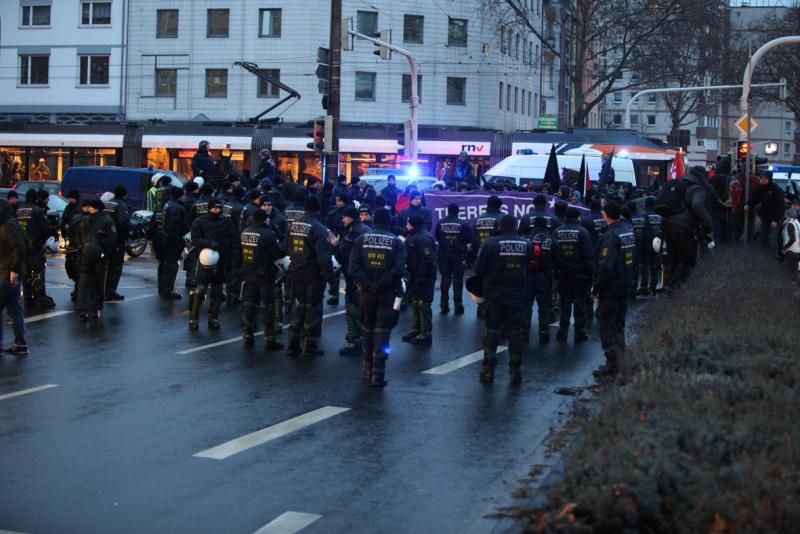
[531,241,543,270]
[654,179,689,216]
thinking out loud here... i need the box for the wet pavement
[0,252,605,534]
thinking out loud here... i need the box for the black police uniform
[581,207,607,322]
[71,210,117,318]
[61,201,83,296]
[240,219,286,348]
[641,209,663,294]
[325,205,347,305]
[239,201,261,230]
[335,219,370,355]
[155,198,188,297]
[397,203,433,234]
[188,194,213,225]
[474,228,533,383]
[519,206,562,236]
[349,223,406,386]
[628,209,649,297]
[103,195,130,299]
[189,209,237,330]
[434,213,472,314]
[553,219,594,341]
[16,199,55,308]
[403,224,437,345]
[595,220,637,372]
[222,197,245,304]
[284,211,333,355]
[525,224,559,343]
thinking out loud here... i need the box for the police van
[484,154,636,190]
[762,164,800,194]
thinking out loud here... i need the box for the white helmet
[199,248,220,267]
[100,192,115,204]
[151,173,167,186]
[193,177,205,188]
[183,231,193,247]
[652,237,663,254]
[468,292,485,304]
[353,200,360,209]
[432,180,446,190]
[331,256,341,272]
[44,236,59,253]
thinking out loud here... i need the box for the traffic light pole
[325,0,342,184]
[348,30,418,169]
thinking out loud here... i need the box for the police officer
[191,140,215,180]
[641,197,663,295]
[189,199,237,331]
[581,198,607,248]
[349,208,406,387]
[402,214,437,346]
[72,199,117,321]
[103,185,131,301]
[519,194,562,236]
[334,206,370,356]
[398,191,432,233]
[223,187,246,305]
[434,203,472,315]
[240,191,262,230]
[472,195,505,319]
[592,201,637,376]
[62,190,82,301]
[16,189,55,309]
[284,196,333,357]
[626,202,649,297]
[188,184,215,226]
[284,191,307,224]
[240,209,286,350]
[475,215,532,384]
[554,207,594,343]
[525,216,559,344]
[155,187,188,299]
[325,194,349,306]
[154,175,174,214]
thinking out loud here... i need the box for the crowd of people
[0,142,795,385]
[0,156,51,186]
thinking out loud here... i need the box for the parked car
[1,186,66,228]
[13,180,61,196]
[60,167,185,210]
[359,175,439,194]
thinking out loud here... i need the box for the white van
[484,154,636,189]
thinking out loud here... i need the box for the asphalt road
[0,251,606,534]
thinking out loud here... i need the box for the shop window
[79,55,110,85]
[157,9,178,38]
[81,1,111,25]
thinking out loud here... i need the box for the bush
[520,248,800,533]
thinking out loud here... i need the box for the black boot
[479,365,494,384]
[301,337,325,357]
[286,333,302,355]
[539,330,550,344]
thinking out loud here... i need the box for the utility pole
[326,0,342,183]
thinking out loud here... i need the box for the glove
[705,233,715,250]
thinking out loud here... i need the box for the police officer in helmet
[435,203,472,315]
[335,206,370,357]
[525,216,559,344]
[402,213,437,346]
[553,206,594,343]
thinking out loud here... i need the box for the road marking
[177,309,347,355]
[422,346,508,376]
[106,294,156,304]
[194,406,350,460]
[0,529,29,534]
[24,310,73,324]
[0,384,59,402]
[253,512,322,534]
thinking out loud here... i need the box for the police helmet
[100,192,115,204]
[466,274,485,304]
[331,255,342,273]
[151,173,167,186]
[193,177,205,189]
[44,236,59,253]
[199,248,220,267]
[652,237,663,254]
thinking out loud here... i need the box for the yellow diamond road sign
[736,115,758,134]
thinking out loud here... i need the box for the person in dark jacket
[284,196,333,357]
[0,199,28,354]
[581,198,606,248]
[519,194,562,236]
[525,216,559,344]
[640,197,663,295]
[334,206,370,356]
[253,149,276,183]
[103,185,131,301]
[324,194,349,306]
[222,187,246,305]
[155,187,188,299]
[747,169,786,250]
[7,190,19,216]
[16,189,55,310]
[191,140,215,179]
[349,208,406,387]
[380,175,400,213]
[592,201,636,376]
[72,199,117,321]
[402,214,437,346]
[475,215,532,384]
[61,189,82,299]
[663,166,714,290]
[240,209,286,350]
[397,191,432,234]
[553,207,594,343]
[627,201,650,297]
[709,156,732,244]
[189,199,238,331]
[435,203,472,315]
[188,184,215,226]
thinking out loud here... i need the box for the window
[258,69,281,98]
[499,82,504,110]
[500,27,506,54]
[207,9,229,38]
[259,8,281,37]
[447,77,466,105]
[521,90,526,114]
[613,114,622,125]
[784,142,791,156]
[447,18,467,47]
[648,93,657,104]
[630,114,639,125]
[79,55,109,85]
[357,11,378,36]
[19,55,48,85]
[156,69,177,96]
[507,84,511,111]
[21,4,50,26]
[515,34,520,60]
[529,92,533,116]
[355,71,376,101]
[205,68,227,97]
[403,14,423,44]
[156,9,178,38]
[647,114,656,125]
[785,121,793,134]
[514,87,519,113]
[613,92,622,104]
[401,74,422,103]
[81,1,111,25]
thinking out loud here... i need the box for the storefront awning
[0,133,123,148]
[141,135,252,150]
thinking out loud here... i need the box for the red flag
[667,151,685,181]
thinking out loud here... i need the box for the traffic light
[737,141,751,161]
[316,47,330,110]
[306,118,324,153]
[373,29,392,60]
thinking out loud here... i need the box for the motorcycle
[126,210,153,258]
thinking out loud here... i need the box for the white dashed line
[253,512,322,534]
[0,384,59,402]
[422,347,508,376]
